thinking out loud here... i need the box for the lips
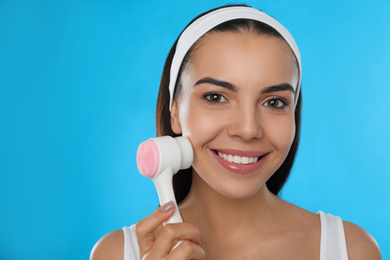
[212,149,268,174]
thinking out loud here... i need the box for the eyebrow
[193,77,238,92]
[193,77,295,95]
[261,83,295,95]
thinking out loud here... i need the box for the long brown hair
[156,5,302,204]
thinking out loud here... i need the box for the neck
[178,171,281,242]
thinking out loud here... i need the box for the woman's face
[171,31,299,199]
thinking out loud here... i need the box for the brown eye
[264,98,288,110]
[203,93,227,104]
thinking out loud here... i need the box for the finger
[168,241,206,260]
[136,201,176,257]
[136,201,176,240]
[148,223,202,259]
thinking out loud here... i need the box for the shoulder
[90,229,124,260]
[343,221,382,260]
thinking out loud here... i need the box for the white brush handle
[153,168,182,224]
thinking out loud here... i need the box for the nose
[227,105,263,142]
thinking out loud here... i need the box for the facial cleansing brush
[136,136,193,224]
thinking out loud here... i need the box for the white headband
[168,6,302,110]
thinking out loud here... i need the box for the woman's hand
[136,201,205,260]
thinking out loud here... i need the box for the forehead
[186,31,298,88]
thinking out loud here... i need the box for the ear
[170,99,182,135]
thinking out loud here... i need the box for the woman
[91,5,381,260]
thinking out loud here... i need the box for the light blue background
[1,0,389,259]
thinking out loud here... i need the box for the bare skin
[90,32,381,260]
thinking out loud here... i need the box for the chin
[216,183,266,200]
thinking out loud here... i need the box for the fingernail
[161,201,175,213]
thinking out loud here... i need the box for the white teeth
[217,152,260,165]
[242,157,249,164]
[233,155,240,164]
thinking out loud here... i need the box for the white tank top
[318,211,349,259]
[123,211,348,260]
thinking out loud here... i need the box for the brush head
[136,139,160,178]
[137,136,193,179]
[175,137,193,170]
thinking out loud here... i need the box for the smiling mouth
[215,151,264,165]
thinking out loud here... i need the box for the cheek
[266,114,296,154]
[179,102,224,144]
